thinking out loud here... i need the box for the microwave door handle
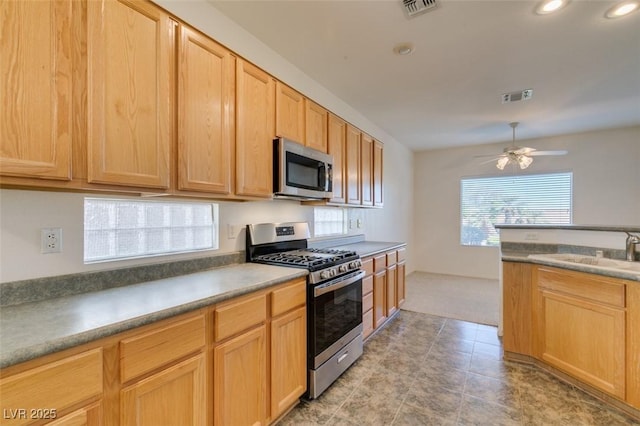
[318,164,327,189]
[326,164,332,192]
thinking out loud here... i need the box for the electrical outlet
[227,224,237,240]
[357,219,362,228]
[348,219,354,229]
[41,228,62,253]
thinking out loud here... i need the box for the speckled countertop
[502,251,640,282]
[323,241,406,258]
[0,263,307,369]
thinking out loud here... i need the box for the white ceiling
[209,0,640,151]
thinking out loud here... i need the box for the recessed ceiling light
[605,0,639,18]
[393,43,414,56]
[535,0,570,15]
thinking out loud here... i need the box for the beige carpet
[401,271,499,326]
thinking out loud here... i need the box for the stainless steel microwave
[273,137,333,200]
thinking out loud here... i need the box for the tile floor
[278,311,639,426]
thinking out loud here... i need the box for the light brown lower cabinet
[0,278,307,426]
[362,245,407,339]
[214,326,267,426]
[503,261,640,413]
[121,354,206,426]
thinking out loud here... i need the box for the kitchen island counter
[0,263,307,369]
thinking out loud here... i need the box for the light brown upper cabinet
[275,82,305,143]
[361,133,373,207]
[345,124,362,205]
[0,0,73,181]
[328,114,347,204]
[236,59,275,198]
[87,0,172,189]
[177,25,235,195]
[304,100,328,153]
[373,139,384,207]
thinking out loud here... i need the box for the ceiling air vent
[502,89,533,104]
[403,0,439,18]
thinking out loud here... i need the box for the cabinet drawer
[362,258,374,277]
[397,247,406,262]
[121,315,205,383]
[271,278,306,317]
[373,254,387,273]
[386,251,397,266]
[0,349,103,426]
[215,293,267,342]
[537,267,625,307]
[362,292,373,313]
[362,275,373,295]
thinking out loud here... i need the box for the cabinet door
[397,261,406,308]
[361,133,373,206]
[236,59,275,197]
[628,283,640,407]
[305,100,328,153]
[502,262,533,356]
[328,114,346,204]
[121,354,206,426]
[373,271,387,329]
[345,124,361,205]
[0,0,72,180]
[48,402,102,426]
[373,140,384,207]
[535,288,625,398]
[214,326,267,426]
[87,0,172,189]
[386,264,397,317]
[177,25,234,194]
[275,82,305,142]
[271,306,306,419]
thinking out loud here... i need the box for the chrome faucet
[626,232,640,261]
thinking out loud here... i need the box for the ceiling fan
[477,122,568,170]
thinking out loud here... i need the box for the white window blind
[460,172,572,246]
[314,207,347,237]
[84,198,218,263]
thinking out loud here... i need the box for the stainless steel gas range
[246,222,364,398]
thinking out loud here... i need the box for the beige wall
[413,126,640,280]
[0,1,414,283]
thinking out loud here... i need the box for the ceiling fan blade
[473,153,503,158]
[528,150,568,156]
[478,156,503,165]
[513,147,535,155]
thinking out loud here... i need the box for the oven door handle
[314,270,365,297]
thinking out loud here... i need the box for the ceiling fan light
[496,157,510,170]
[518,155,533,169]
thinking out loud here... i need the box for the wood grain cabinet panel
[214,326,267,426]
[305,100,328,153]
[177,25,234,194]
[502,262,533,356]
[373,140,384,207]
[270,306,306,420]
[121,354,206,426]
[271,278,306,317]
[235,59,275,198]
[0,0,72,180]
[373,271,387,329]
[386,264,397,317]
[214,292,267,342]
[327,114,347,204]
[345,124,361,205]
[275,82,305,142]
[397,261,406,308]
[47,402,102,426]
[87,0,172,189]
[628,283,640,407]
[361,133,373,207]
[0,349,103,426]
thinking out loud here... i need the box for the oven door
[308,270,364,369]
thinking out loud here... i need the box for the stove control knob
[349,261,358,269]
[339,265,347,273]
[320,271,329,280]
[330,269,337,277]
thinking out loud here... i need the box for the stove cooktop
[254,248,358,271]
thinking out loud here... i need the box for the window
[460,172,572,246]
[84,198,218,263]
[314,207,347,237]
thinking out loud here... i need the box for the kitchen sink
[528,253,640,275]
